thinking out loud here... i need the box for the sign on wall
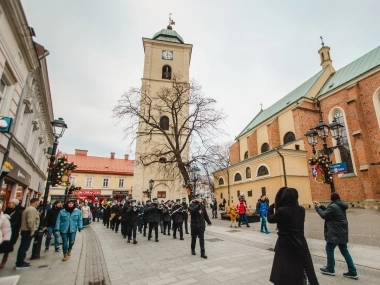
[0,117,12,133]
[330,162,348,175]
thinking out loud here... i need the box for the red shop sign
[79,190,101,196]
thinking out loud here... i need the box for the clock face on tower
[162,50,173,60]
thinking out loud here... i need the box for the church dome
[152,27,184,44]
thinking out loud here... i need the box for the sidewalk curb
[75,230,86,285]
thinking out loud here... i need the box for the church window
[373,87,380,128]
[261,143,269,153]
[257,166,269,177]
[234,173,242,182]
[244,151,248,160]
[218,178,224,185]
[160,116,169,130]
[246,167,251,179]
[283,132,296,144]
[162,65,172,80]
[333,110,354,174]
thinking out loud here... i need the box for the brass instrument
[169,206,183,216]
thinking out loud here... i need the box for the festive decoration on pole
[50,153,77,187]
[308,154,332,184]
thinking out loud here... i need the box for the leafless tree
[113,74,226,200]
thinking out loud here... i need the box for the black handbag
[0,240,13,253]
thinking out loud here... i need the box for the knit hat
[10,199,20,206]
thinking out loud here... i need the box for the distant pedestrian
[55,200,83,261]
[211,198,217,219]
[229,205,237,228]
[267,187,319,285]
[15,198,40,269]
[44,201,62,251]
[0,199,23,269]
[81,201,90,228]
[236,197,250,227]
[256,195,270,234]
[222,198,226,209]
[314,193,358,279]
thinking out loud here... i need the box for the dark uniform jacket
[121,204,130,222]
[189,202,211,230]
[162,206,171,222]
[146,204,161,223]
[181,202,189,219]
[171,205,184,223]
[127,206,139,225]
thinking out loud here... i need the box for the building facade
[215,44,380,209]
[49,150,134,203]
[0,0,54,207]
[133,23,193,202]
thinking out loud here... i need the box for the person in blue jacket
[256,195,270,234]
[55,200,83,261]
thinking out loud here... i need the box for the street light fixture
[305,117,343,193]
[31,118,67,259]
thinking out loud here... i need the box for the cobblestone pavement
[92,213,380,285]
[211,207,380,247]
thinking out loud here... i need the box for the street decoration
[50,153,77,187]
[308,154,332,184]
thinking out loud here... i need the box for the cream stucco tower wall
[133,27,193,202]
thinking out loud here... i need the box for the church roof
[317,46,380,97]
[153,28,184,44]
[237,68,326,138]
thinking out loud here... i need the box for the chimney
[111,152,115,159]
[124,154,129,160]
[75,149,88,156]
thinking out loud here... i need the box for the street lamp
[31,118,67,259]
[189,166,200,200]
[305,117,343,193]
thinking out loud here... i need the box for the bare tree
[113,74,226,200]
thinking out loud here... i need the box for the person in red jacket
[236,197,250,227]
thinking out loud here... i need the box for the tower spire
[167,13,175,30]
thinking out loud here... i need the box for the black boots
[155,238,159,242]
[201,253,207,259]
[191,250,196,255]
[133,239,137,244]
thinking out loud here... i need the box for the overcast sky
[22,0,380,159]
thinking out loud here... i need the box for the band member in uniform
[110,202,117,230]
[159,200,165,233]
[121,199,130,239]
[162,200,171,235]
[142,200,151,237]
[113,202,123,233]
[127,199,139,244]
[102,200,111,228]
[146,198,161,242]
[189,193,212,258]
[181,197,189,234]
[137,201,144,233]
[171,199,184,240]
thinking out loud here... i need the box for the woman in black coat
[267,187,319,285]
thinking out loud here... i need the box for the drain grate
[205,238,223,242]
[226,230,241,233]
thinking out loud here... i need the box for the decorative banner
[79,190,101,196]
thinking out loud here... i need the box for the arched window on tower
[283,132,296,144]
[234,173,242,182]
[257,166,269,177]
[244,151,248,160]
[218,178,224,186]
[261,143,269,153]
[333,110,354,174]
[373,87,380,128]
[160,116,169,130]
[162,65,172,80]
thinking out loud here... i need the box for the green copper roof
[237,68,327,138]
[153,28,184,44]
[317,46,380,97]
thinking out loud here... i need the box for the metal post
[63,187,69,204]
[322,139,336,193]
[31,137,59,259]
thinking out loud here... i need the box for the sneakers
[320,267,335,276]
[55,247,61,252]
[260,230,265,233]
[15,263,31,270]
[265,231,270,234]
[343,272,359,279]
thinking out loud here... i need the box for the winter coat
[267,205,319,285]
[121,205,130,222]
[315,200,349,244]
[189,201,211,230]
[229,206,237,220]
[81,205,91,218]
[171,205,184,223]
[4,205,23,246]
[162,206,171,222]
[143,204,150,222]
[146,204,161,223]
[44,206,62,228]
[20,205,39,232]
[102,203,111,218]
[0,213,11,244]
[236,201,247,215]
[55,208,83,233]
[256,200,269,217]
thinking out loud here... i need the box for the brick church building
[214,44,380,209]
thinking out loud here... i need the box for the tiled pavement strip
[0,208,379,285]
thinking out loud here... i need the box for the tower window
[283,132,296,144]
[218,178,224,186]
[234,173,242,182]
[162,65,172,80]
[261,143,269,153]
[160,116,169,130]
[244,151,248,160]
[257,166,269,177]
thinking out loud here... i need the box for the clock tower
[133,21,193,202]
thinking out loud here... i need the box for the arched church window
[373,88,380,128]
[244,151,248,160]
[246,167,251,179]
[160,116,169,130]
[284,132,296,144]
[162,65,172,80]
[257,166,269,177]
[234,173,242,182]
[218,178,224,186]
[261,143,269,153]
[333,111,354,174]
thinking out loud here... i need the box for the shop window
[261,143,269,153]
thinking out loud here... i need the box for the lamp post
[148,179,154,199]
[189,166,200,200]
[31,118,67,259]
[305,117,343,193]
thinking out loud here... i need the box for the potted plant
[246,211,261,223]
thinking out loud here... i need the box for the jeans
[16,231,34,266]
[61,232,77,254]
[260,215,268,232]
[238,213,249,226]
[82,218,89,226]
[325,242,357,274]
[45,227,60,249]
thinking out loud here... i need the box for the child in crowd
[229,205,238,228]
